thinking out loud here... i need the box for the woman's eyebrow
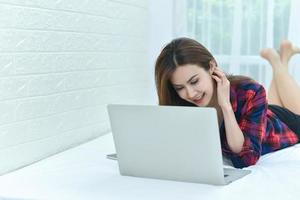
[172,74,198,86]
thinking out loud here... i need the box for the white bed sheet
[0,133,300,200]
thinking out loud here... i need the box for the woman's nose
[186,87,196,99]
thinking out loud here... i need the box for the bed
[0,133,299,200]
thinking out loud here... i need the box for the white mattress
[0,133,300,200]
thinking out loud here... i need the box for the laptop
[107,104,251,185]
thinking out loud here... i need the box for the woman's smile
[192,93,205,105]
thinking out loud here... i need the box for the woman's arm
[212,68,245,153]
[221,105,245,154]
[212,68,267,168]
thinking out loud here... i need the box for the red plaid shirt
[220,79,299,168]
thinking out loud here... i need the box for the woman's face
[170,64,216,107]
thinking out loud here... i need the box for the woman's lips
[194,93,205,104]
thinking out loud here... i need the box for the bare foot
[279,40,300,66]
[260,48,282,69]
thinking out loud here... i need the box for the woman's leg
[267,79,283,106]
[279,40,300,67]
[260,49,283,107]
[261,40,300,115]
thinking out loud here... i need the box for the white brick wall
[0,0,153,175]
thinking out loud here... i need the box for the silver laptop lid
[107,104,225,185]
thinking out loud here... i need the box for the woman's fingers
[212,75,221,83]
[213,68,227,82]
[213,68,225,77]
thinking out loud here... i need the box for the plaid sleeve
[230,84,267,168]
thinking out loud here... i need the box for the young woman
[154,37,300,168]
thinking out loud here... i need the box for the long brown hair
[154,37,250,106]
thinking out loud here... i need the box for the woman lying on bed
[154,37,300,168]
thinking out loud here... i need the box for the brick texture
[0,0,152,175]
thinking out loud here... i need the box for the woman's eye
[191,80,198,85]
[175,87,183,91]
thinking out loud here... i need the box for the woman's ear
[209,60,217,74]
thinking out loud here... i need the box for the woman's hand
[211,68,231,110]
